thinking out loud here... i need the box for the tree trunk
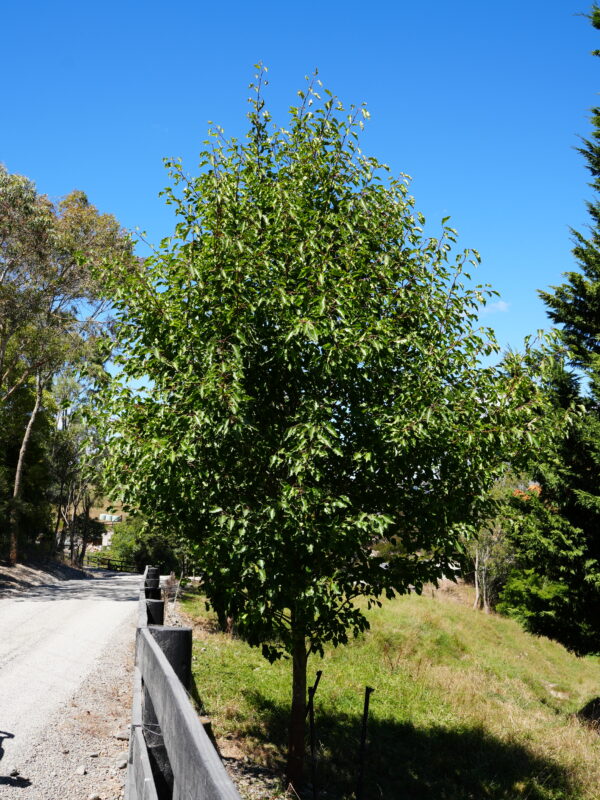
[473,549,481,610]
[482,564,491,613]
[79,505,90,565]
[9,374,43,564]
[57,507,70,556]
[69,505,77,564]
[286,627,307,790]
[53,479,65,551]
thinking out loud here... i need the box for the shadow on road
[0,776,32,787]
[8,571,140,602]
[0,731,30,786]
[0,730,13,762]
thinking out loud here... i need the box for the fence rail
[126,566,242,800]
[84,554,140,573]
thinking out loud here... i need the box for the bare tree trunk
[78,499,92,565]
[482,564,491,613]
[69,505,77,564]
[286,625,307,790]
[53,478,65,551]
[9,374,43,564]
[473,549,481,610]
[57,507,70,556]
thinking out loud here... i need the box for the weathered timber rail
[84,554,140,573]
[126,566,242,800]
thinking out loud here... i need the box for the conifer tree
[499,7,600,654]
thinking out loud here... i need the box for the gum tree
[0,166,133,562]
[100,71,551,786]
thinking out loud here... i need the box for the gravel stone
[2,614,135,798]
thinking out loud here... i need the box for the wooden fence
[84,554,140,573]
[126,566,242,800]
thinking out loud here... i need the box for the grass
[180,585,600,800]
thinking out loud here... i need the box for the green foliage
[0,164,133,561]
[99,70,553,661]
[0,380,53,557]
[501,9,600,654]
[497,405,600,654]
[107,515,183,573]
[539,7,600,371]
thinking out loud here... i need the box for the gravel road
[0,569,139,798]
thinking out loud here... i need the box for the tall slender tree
[499,8,600,653]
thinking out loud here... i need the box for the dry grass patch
[181,589,600,799]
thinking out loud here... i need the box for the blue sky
[2,0,597,354]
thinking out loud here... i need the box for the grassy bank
[180,586,600,800]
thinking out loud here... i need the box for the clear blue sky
[2,0,597,354]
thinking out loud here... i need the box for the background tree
[497,362,600,653]
[104,515,184,573]
[98,72,553,787]
[498,7,600,654]
[0,165,133,562]
[465,472,522,613]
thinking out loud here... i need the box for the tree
[539,5,600,371]
[0,165,133,562]
[497,361,600,653]
[465,472,522,614]
[106,515,184,573]
[99,71,552,786]
[499,7,600,654]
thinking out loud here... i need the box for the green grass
[180,589,600,800]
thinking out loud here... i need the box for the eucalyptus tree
[0,165,133,562]
[100,72,553,786]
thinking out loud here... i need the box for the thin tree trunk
[57,507,69,555]
[9,374,43,564]
[286,626,307,790]
[473,549,481,610]
[78,500,92,565]
[69,502,77,564]
[482,564,491,613]
[53,477,65,550]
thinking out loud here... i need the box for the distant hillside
[182,581,600,800]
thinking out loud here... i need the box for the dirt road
[0,569,139,780]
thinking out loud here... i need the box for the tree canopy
[98,71,553,785]
[0,165,132,562]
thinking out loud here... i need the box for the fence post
[146,599,165,626]
[142,681,173,799]
[145,567,161,600]
[141,574,173,800]
[149,625,193,800]
[148,627,193,689]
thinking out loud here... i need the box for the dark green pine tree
[540,6,600,367]
[499,7,600,654]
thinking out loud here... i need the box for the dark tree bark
[286,626,307,789]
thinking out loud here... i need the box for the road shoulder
[4,615,135,800]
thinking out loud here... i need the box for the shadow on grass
[240,691,576,800]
